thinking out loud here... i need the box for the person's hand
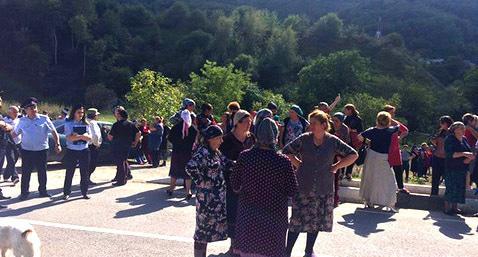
[292,160,302,170]
[54,144,62,154]
[463,152,475,159]
[330,163,339,173]
[335,94,341,102]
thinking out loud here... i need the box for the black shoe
[127,175,133,180]
[19,194,29,201]
[444,209,455,216]
[0,205,6,209]
[185,194,193,200]
[166,190,173,196]
[88,180,97,186]
[112,182,126,187]
[111,178,118,182]
[160,162,166,167]
[82,195,91,200]
[39,192,52,198]
[63,195,70,200]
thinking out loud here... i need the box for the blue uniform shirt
[64,120,91,151]
[15,114,56,151]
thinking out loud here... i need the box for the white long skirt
[359,149,398,208]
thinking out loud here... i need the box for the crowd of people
[1,94,478,256]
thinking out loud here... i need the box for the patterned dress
[186,146,228,243]
[283,133,356,233]
[444,135,470,204]
[231,147,298,257]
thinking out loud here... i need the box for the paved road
[0,164,477,257]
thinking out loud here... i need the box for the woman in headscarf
[169,98,196,126]
[167,107,198,199]
[332,112,351,207]
[443,122,475,215]
[186,125,229,257]
[343,104,364,181]
[231,118,298,257]
[283,110,357,257]
[280,105,309,148]
[358,111,399,211]
[252,108,273,134]
[219,110,255,253]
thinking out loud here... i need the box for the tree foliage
[1,0,477,133]
[186,61,253,114]
[126,69,184,121]
[298,50,370,111]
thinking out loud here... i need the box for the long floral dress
[186,145,228,243]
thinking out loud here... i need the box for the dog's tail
[21,229,42,257]
[21,229,34,238]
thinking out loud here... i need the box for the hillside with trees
[1,0,477,132]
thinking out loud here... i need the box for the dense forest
[1,0,478,132]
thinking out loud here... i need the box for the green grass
[2,100,116,123]
[100,113,116,123]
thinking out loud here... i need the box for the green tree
[242,84,289,118]
[298,50,370,110]
[301,13,343,55]
[462,68,478,110]
[186,61,254,114]
[259,26,301,89]
[84,84,117,110]
[342,93,401,128]
[126,69,184,120]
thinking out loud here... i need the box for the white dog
[0,219,41,257]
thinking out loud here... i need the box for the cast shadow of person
[0,182,114,217]
[423,211,474,240]
[337,208,397,237]
[114,188,193,219]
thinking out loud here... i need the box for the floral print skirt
[289,191,334,233]
[194,190,228,243]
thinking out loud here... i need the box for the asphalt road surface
[0,164,477,257]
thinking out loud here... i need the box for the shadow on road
[337,208,396,237]
[114,188,193,219]
[423,211,473,239]
[0,182,114,217]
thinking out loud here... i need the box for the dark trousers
[334,172,340,207]
[151,150,160,167]
[403,160,410,181]
[0,147,5,176]
[63,149,90,196]
[392,165,404,189]
[89,145,99,177]
[345,163,354,176]
[431,156,445,196]
[4,143,20,180]
[21,149,48,195]
[113,145,131,184]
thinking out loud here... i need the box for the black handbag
[355,139,369,166]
